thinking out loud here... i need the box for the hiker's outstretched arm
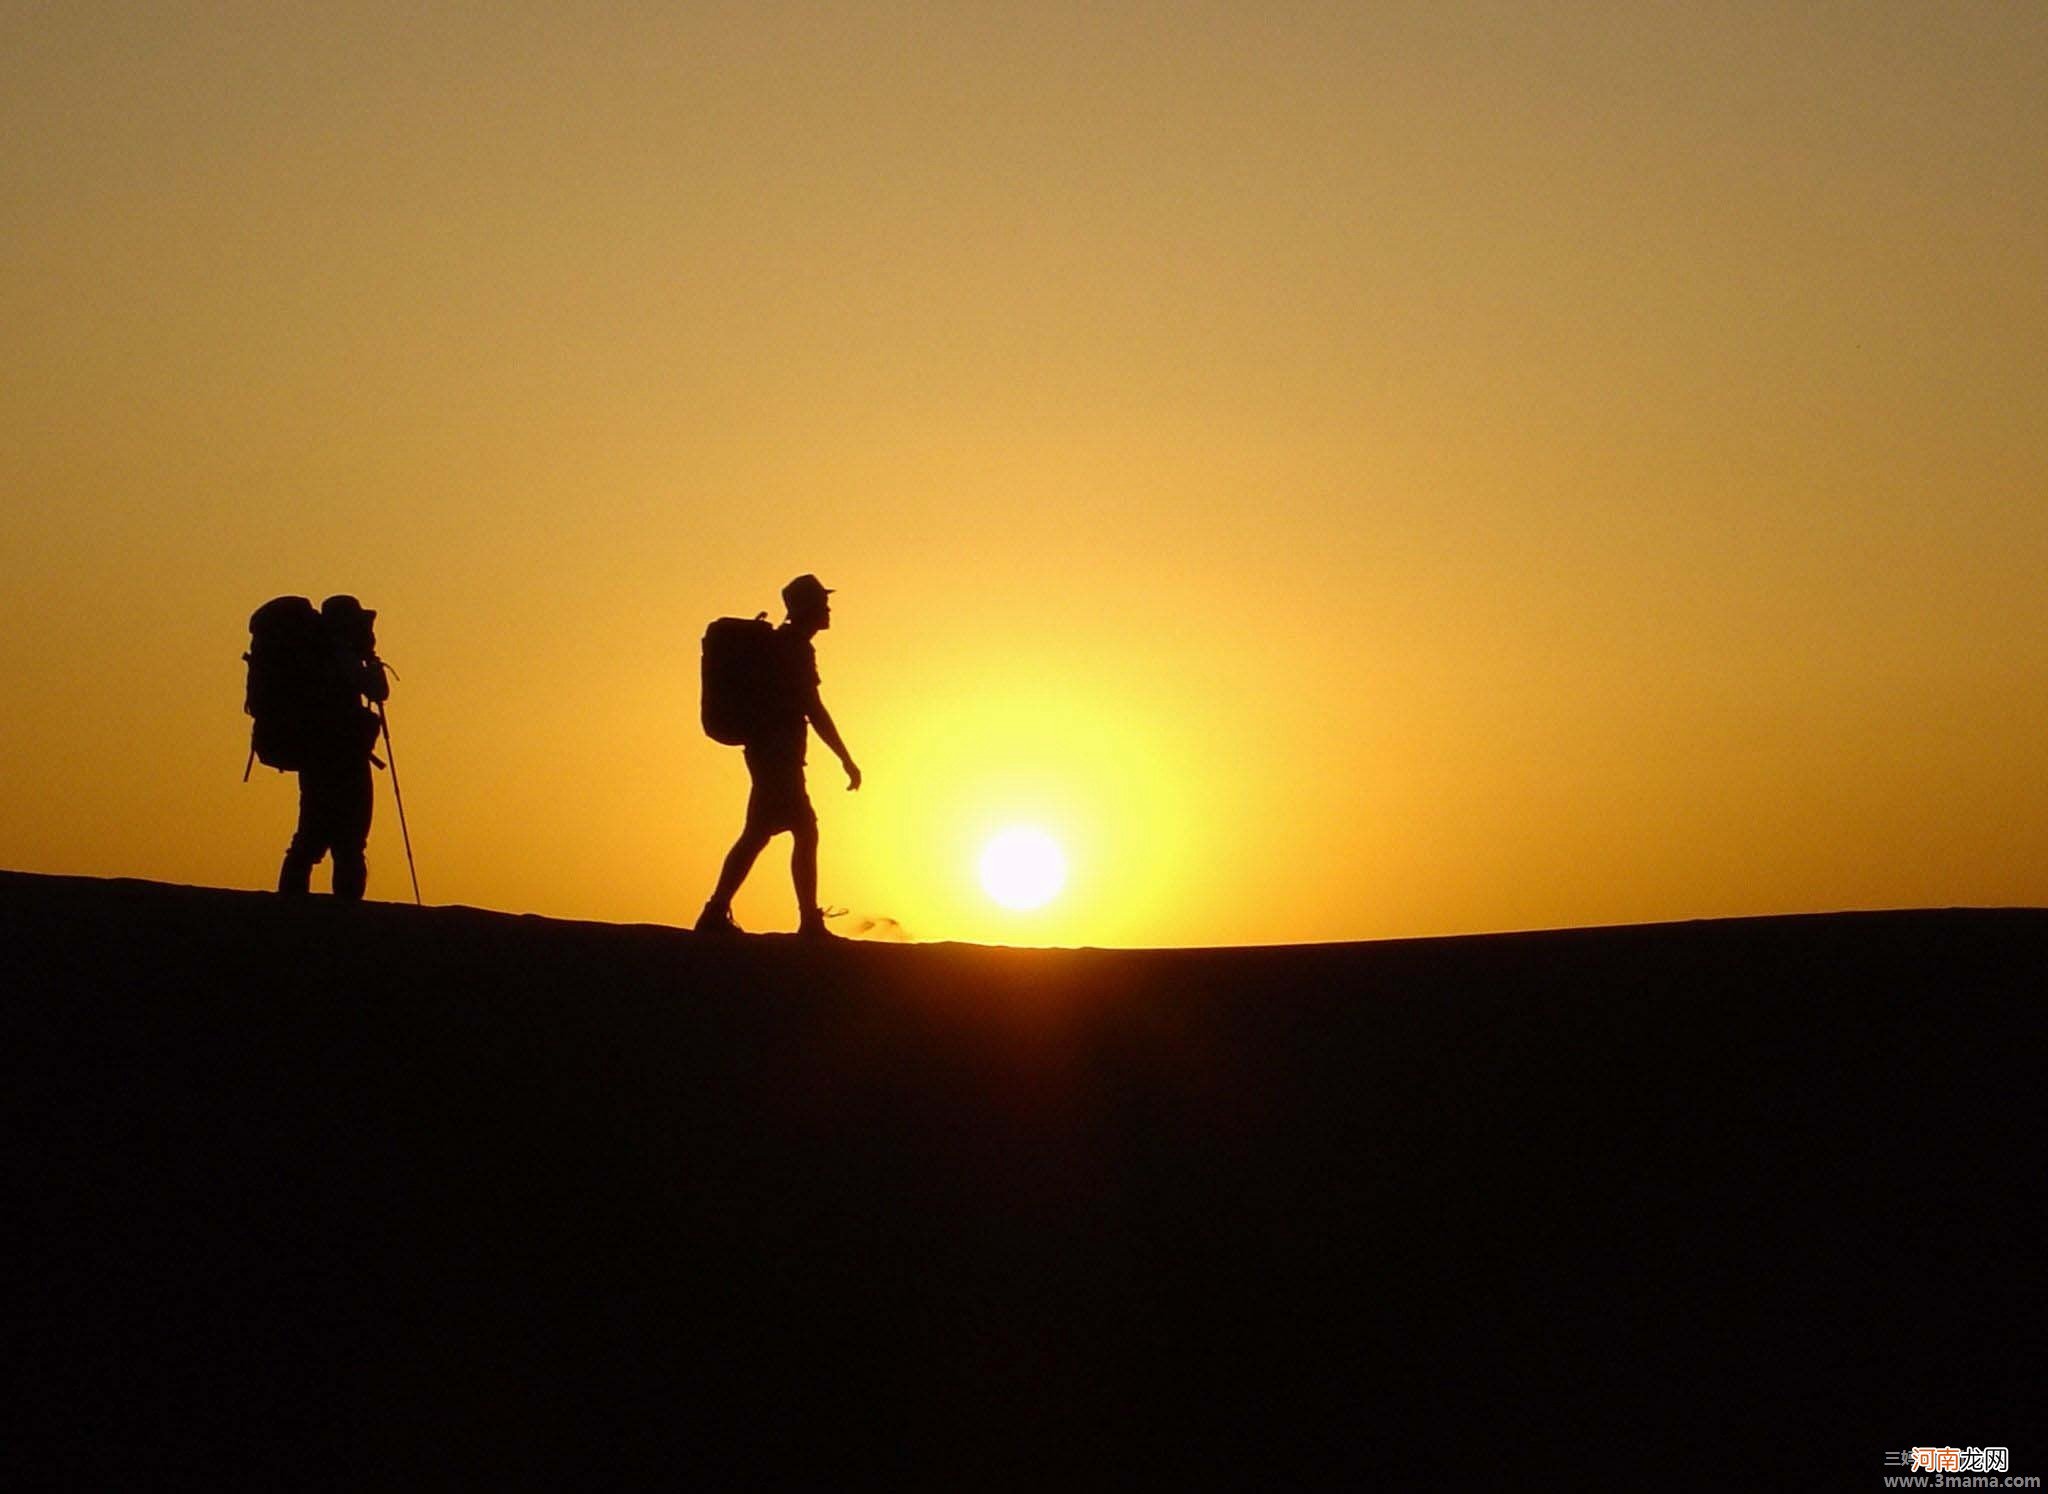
[808,694,861,790]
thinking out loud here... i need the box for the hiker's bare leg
[791,821,819,923]
[709,826,773,908]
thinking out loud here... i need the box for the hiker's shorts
[742,748,816,835]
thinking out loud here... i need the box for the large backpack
[700,614,778,746]
[243,596,333,772]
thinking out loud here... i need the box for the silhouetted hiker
[244,594,390,899]
[696,574,861,936]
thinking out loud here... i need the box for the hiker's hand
[844,760,862,791]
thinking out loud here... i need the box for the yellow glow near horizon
[979,827,1067,911]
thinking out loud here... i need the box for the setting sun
[978,828,1067,912]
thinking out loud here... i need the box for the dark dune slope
[6,870,2042,1484]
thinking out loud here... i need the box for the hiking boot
[797,909,841,940]
[695,903,743,936]
[333,855,367,901]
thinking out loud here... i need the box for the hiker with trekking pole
[243,593,420,903]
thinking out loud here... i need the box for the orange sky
[3,2,2043,945]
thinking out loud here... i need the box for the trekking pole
[377,700,423,906]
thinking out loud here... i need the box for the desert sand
[6,869,2040,1485]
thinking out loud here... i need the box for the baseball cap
[782,574,834,611]
[321,594,377,625]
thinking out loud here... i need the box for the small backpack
[700,614,777,746]
[243,596,333,772]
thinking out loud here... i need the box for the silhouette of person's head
[782,574,833,633]
[322,595,377,654]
